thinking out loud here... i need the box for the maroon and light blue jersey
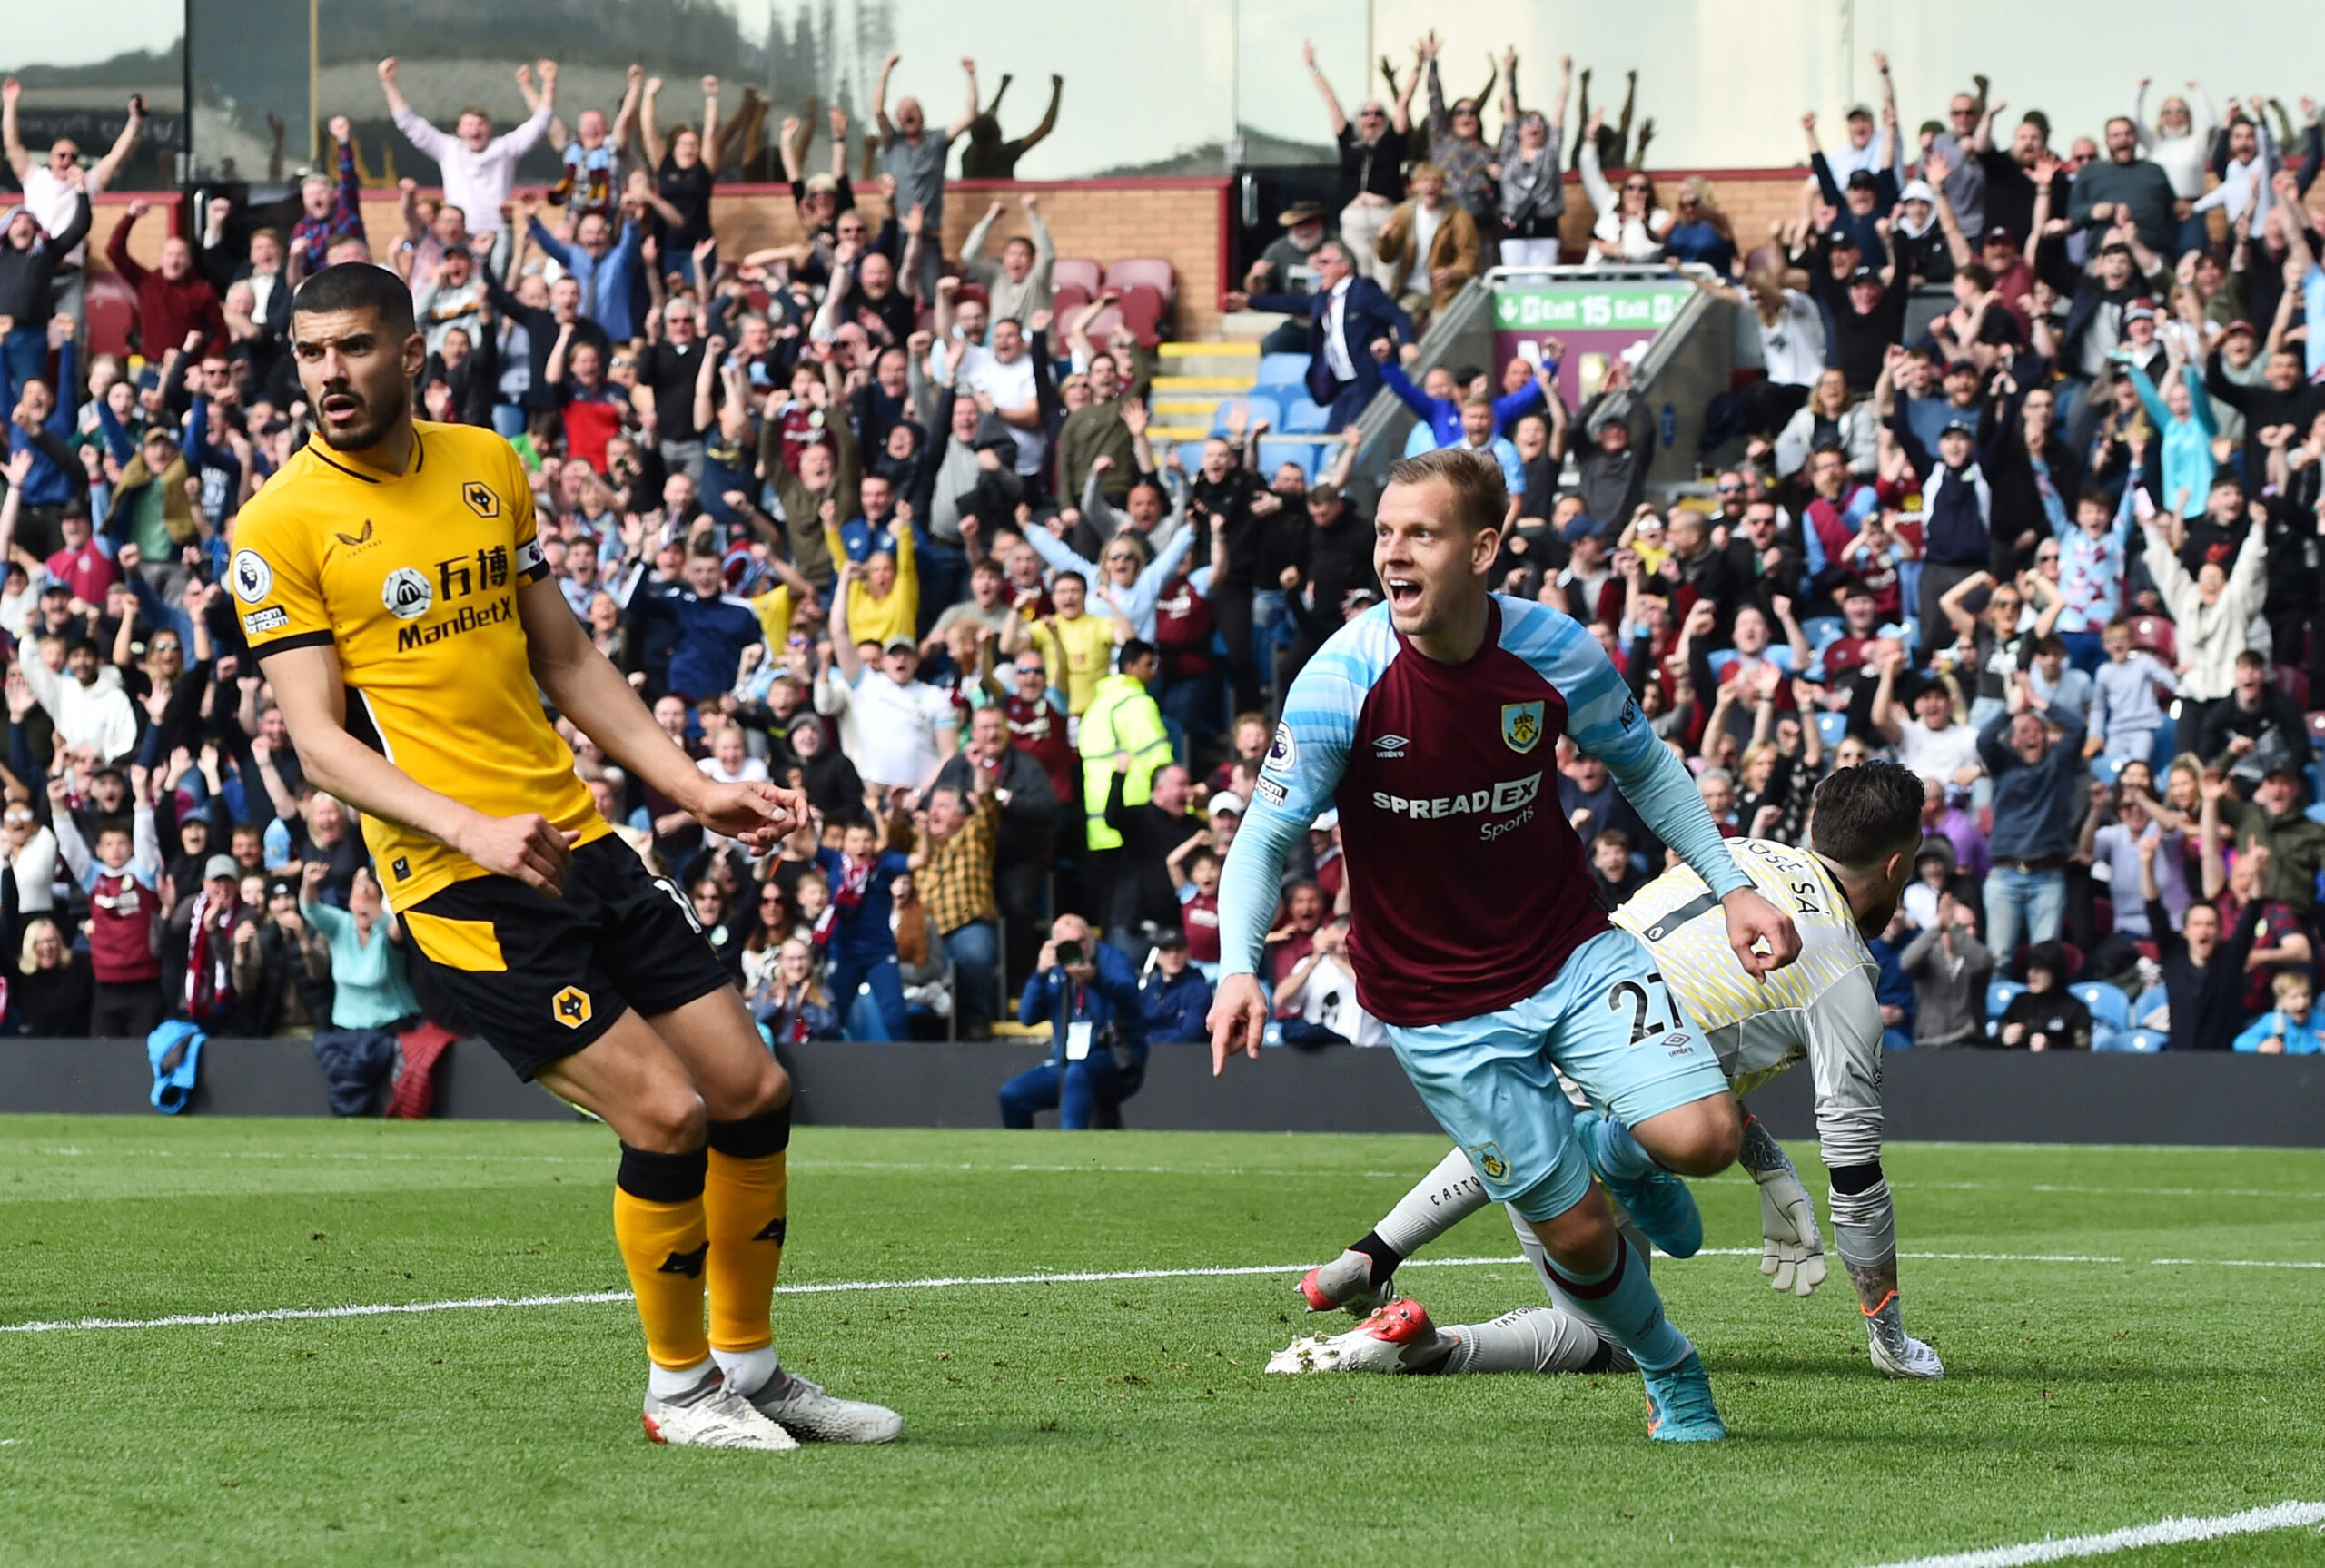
[1220,595,1747,1029]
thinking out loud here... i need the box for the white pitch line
[6,1247,2323,1337]
[1860,1498,2325,1567]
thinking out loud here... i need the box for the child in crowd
[2233,972,2320,1055]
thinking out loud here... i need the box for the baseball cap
[1981,224,2018,247]
[266,875,297,901]
[1848,264,1880,283]
[1154,927,1190,951]
[2222,318,2256,337]
[883,636,918,656]
[1940,416,1977,436]
[204,854,240,881]
[2122,298,2158,323]
[1845,169,1880,191]
[1897,179,1937,205]
[1561,513,1606,545]
[1209,791,1245,817]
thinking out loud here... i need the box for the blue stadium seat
[1256,439,1316,479]
[2089,1025,2123,1053]
[2307,803,2325,826]
[1257,351,1312,388]
[1986,980,2026,1022]
[2089,754,2119,786]
[1282,398,1331,433]
[1210,394,1281,435]
[2122,1029,2167,1053]
[2132,987,2168,1027]
[1815,712,1848,748]
[1803,616,1846,652]
[2071,981,2132,1031]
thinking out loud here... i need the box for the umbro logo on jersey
[1372,734,1410,758]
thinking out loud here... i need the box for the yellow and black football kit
[235,420,727,1077]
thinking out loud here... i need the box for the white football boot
[642,1370,802,1450]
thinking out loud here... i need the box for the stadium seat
[1052,257,1103,299]
[1257,351,1313,387]
[1051,282,1093,321]
[84,273,140,360]
[2071,981,2132,1031]
[2132,987,2168,1026]
[1803,616,1846,653]
[2121,1029,2167,1053]
[1114,283,1169,346]
[1815,711,1848,748]
[1257,439,1316,479]
[1104,257,1177,305]
[2090,754,2119,786]
[1174,440,1207,473]
[1282,397,1331,434]
[1076,304,1127,344]
[2131,615,2174,662]
[2270,666,2309,709]
[1986,980,2026,1023]
[2307,711,2325,747]
[1211,394,1281,436]
[2089,1026,2123,1053]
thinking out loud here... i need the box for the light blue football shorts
[1384,926,1728,1222]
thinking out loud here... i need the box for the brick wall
[81,179,1228,340]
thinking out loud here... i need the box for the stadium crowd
[1,44,2323,1119]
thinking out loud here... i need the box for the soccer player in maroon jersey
[1208,449,1800,1441]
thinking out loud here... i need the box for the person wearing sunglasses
[1578,111,1670,264]
[1924,90,1994,243]
[1493,47,1570,268]
[1414,33,1497,234]
[1301,39,1413,291]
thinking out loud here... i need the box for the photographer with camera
[997,913,1146,1129]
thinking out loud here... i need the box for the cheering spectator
[1978,690,2083,960]
[911,774,1001,1039]
[1493,48,1569,267]
[2233,972,2320,1055]
[1373,163,1482,323]
[1901,892,1993,1049]
[1226,242,1412,431]
[2142,831,2261,1051]
[960,194,1054,328]
[378,57,556,244]
[105,204,225,358]
[875,53,977,297]
[1578,113,1670,262]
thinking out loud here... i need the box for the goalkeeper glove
[1751,1150,1828,1297]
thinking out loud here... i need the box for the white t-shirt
[698,754,771,786]
[1754,291,1827,389]
[1410,202,1445,279]
[1895,717,1984,784]
[962,351,1045,477]
[845,669,957,789]
[1299,953,1387,1046]
[22,165,96,267]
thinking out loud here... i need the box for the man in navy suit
[1227,241,1414,432]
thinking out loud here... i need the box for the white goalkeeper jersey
[1611,837,1885,1168]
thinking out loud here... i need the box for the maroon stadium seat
[2130,615,2174,663]
[1052,258,1103,299]
[84,273,139,360]
[1114,284,1167,347]
[1103,257,1176,306]
[2269,666,2308,708]
[1051,283,1093,322]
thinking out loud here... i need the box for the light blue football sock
[1545,1236,1692,1375]
[1588,1113,1659,1184]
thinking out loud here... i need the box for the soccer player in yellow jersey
[239,264,897,1451]
[1280,762,1945,1382]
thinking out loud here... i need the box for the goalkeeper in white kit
[1271,762,1944,1382]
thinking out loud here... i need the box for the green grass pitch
[0,1117,2320,1566]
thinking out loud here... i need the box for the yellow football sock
[703,1111,791,1355]
[612,1146,711,1372]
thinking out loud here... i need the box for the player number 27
[1608,972,1679,1045]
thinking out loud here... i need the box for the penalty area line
[1859,1498,2325,1567]
[5,1248,2322,1336]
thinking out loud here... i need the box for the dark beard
[318,386,409,452]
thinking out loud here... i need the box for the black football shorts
[400,834,731,1080]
